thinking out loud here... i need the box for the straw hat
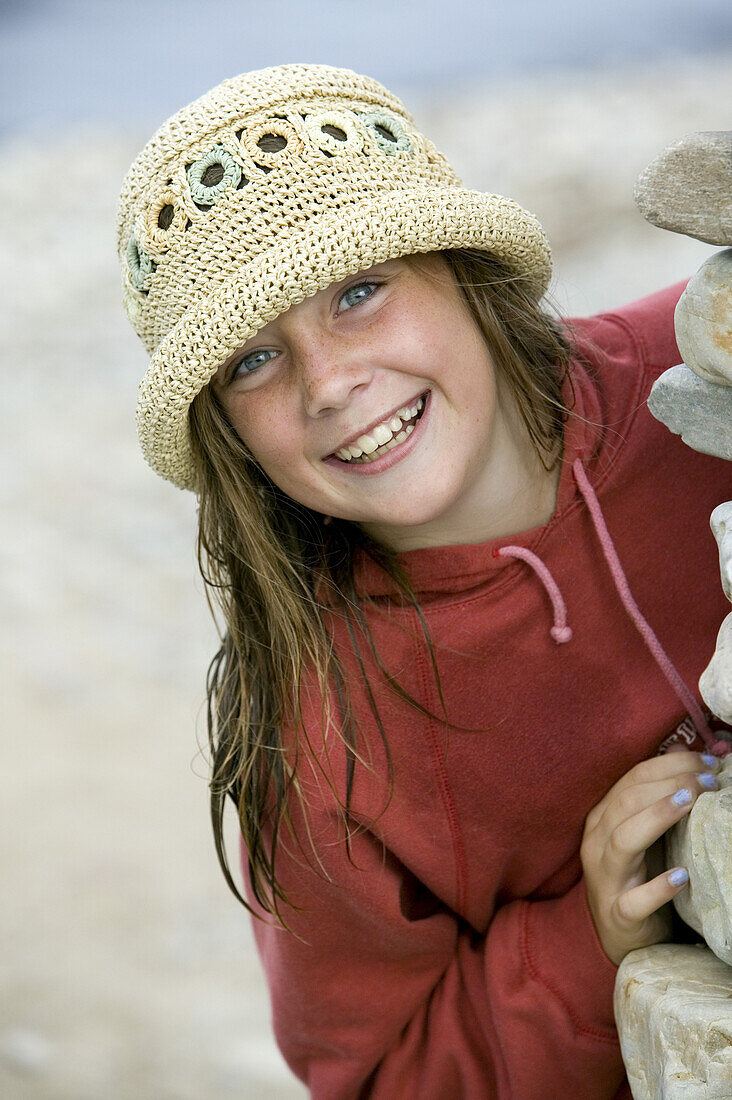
[117,63,552,491]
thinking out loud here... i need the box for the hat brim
[136,187,552,491]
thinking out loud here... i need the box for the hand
[580,747,720,967]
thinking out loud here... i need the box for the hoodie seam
[519,901,620,1045]
[562,310,649,499]
[412,608,468,913]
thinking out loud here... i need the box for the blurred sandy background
[2,2,732,1096]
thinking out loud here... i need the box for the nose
[298,340,374,418]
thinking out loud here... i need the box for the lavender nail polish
[672,788,692,806]
[669,868,689,887]
[701,754,718,768]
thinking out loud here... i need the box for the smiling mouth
[331,392,429,464]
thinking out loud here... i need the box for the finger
[585,752,718,829]
[614,866,689,925]
[601,780,706,877]
[629,750,718,786]
[597,767,717,838]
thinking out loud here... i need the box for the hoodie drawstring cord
[494,459,729,757]
[495,545,573,644]
[572,458,728,757]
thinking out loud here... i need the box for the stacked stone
[614,131,732,1099]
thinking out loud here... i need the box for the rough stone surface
[700,503,732,723]
[634,130,732,245]
[675,249,732,387]
[647,364,732,459]
[699,611,732,726]
[664,755,732,964]
[615,943,732,1099]
[711,501,732,603]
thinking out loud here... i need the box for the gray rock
[699,504,732,722]
[664,755,732,965]
[710,501,732,602]
[634,131,732,245]
[699,610,732,725]
[615,943,732,1099]
[647,364,732,460]
[675,249,732,387]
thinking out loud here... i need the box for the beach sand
[2,52,730,1099]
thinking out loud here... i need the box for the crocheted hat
[117,63,553,491]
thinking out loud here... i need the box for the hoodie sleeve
[246,791,629,1100]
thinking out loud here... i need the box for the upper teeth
[335,397,425,461]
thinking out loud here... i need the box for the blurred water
[2,0,732,135]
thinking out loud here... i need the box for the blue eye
[339,281,378,310]
[232,348,277,378]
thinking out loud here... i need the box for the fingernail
[701,754,719,768]
[699,773,718,790]
[673,788,692,806]
[668,868,689,887]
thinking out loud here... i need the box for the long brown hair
[187,248,575,921]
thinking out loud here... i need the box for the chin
[365,504,453,540]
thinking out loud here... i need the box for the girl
[118,64,730,1099]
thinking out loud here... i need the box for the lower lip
[323,391,431,476]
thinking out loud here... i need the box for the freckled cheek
[250,433,305,478]
[241,422,318,492]
[232,391,301,467]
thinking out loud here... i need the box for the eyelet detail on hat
[257,133,287,153]
[126,233,154,292]
[144,188,187,251]
[360,111,412,155]
[187,145,242,205]
[239,118,304,166]
[303,111,364,156]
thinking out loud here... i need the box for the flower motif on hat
[303,110,364,156]
[240,116,305,167]
[187,145,242,206]
[126,232,154,292]
[144,188,188,252]
[360,111,412,155]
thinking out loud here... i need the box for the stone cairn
[613,132,732,1098]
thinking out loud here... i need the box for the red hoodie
[244,283,731,1099]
